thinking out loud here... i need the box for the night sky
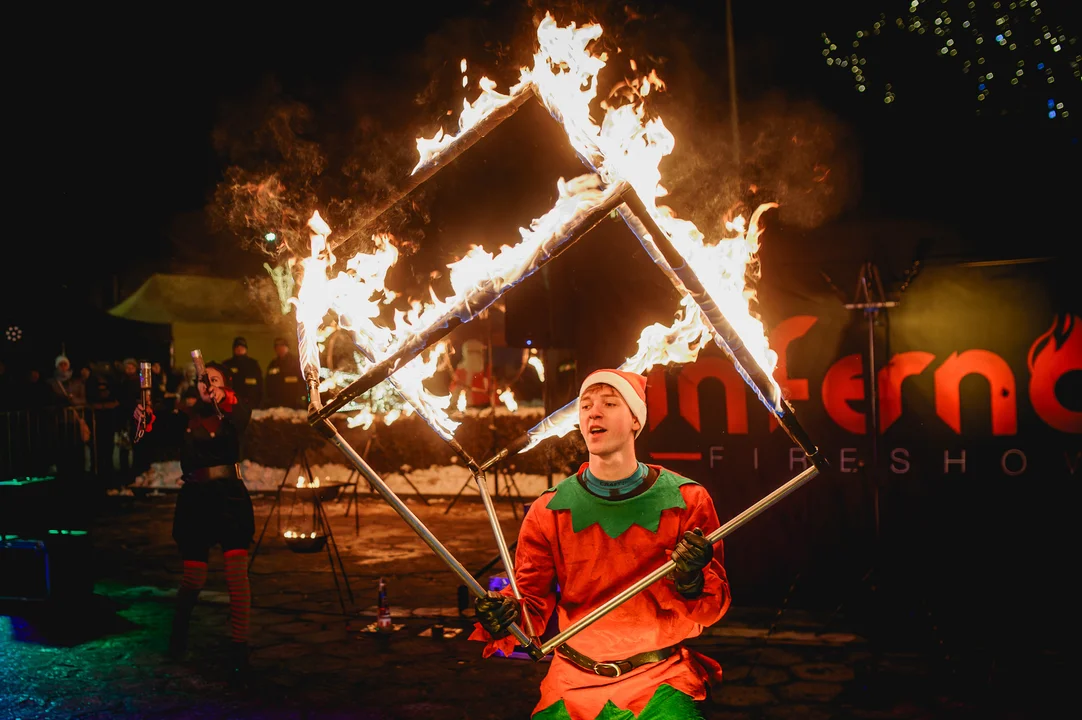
[7,1,1079,319]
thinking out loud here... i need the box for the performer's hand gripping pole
[538,465,819,656]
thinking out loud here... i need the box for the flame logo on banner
[1028,314,1082,433]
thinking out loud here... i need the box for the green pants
[533,684,703,720]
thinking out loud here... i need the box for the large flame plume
[415,12,779,383]
[294,13,779,435]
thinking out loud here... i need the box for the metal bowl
[284,534,328,554]
[291,483,344,502]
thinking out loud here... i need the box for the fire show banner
[637,258,1079,612]
[643,262,1079,480]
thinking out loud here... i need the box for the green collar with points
[543,467,698,539]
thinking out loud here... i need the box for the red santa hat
[579,369,648,437]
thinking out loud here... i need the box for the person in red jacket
[472,368,730,720]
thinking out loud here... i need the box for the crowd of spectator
[1,333,551,487]
[0,336,307,487]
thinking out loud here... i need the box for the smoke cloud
[208,0,860,304]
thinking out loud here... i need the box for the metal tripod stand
[250,445,355,616]
[445,410,529,517]
[819,259,953,666]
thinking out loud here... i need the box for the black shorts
[172,477,255,562]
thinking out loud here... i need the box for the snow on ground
[125,404,554,496]
[131,459,552,497]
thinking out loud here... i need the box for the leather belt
[184,464,241,483]
[557,643,679,678]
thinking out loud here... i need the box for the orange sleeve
[469,498,559,657]
[654,485,731,627]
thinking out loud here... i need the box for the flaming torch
[191,349,222,419]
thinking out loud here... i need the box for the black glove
[475,591,519,638]
[670,528,714,597]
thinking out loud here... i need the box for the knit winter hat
[579,369,648,437]
[55,355,70,368]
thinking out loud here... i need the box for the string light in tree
[821,0,1078,121]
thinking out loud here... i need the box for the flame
[499,388,518,412]
[320,341,452,431]
[294,213,460,439]
[413,75,529,173]
[293,175,614,439]
[527,353,545,382]
[293,13,781,440]
[524,14,778,386]
[410,13,778,392]
[523,293,715,450]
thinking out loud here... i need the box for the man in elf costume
[472,369,730,720]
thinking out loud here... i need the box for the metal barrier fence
[1,406,108,479]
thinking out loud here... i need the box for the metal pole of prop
[420,424,538,641]
[478,200,829,473]
[305,383,543,658]
[329,86,536,258]
[539,465,820,655]
[312,181,633,423]
[619,191,827,470]
[333,334,534,638]
[529,190,831,653]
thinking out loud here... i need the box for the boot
[167,589,198,659]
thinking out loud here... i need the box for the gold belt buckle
[593,661,622,678]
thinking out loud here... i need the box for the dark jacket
[264,352,306,408]
[158,390,251,474]
[221,354,263,408]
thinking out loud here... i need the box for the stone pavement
[0,491,1068,720]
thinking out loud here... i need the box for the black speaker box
[0,532,94,601]
[0,475,62,534]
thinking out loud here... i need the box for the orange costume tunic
[471,465,731,720]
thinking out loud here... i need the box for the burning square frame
[296,34,828,659]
